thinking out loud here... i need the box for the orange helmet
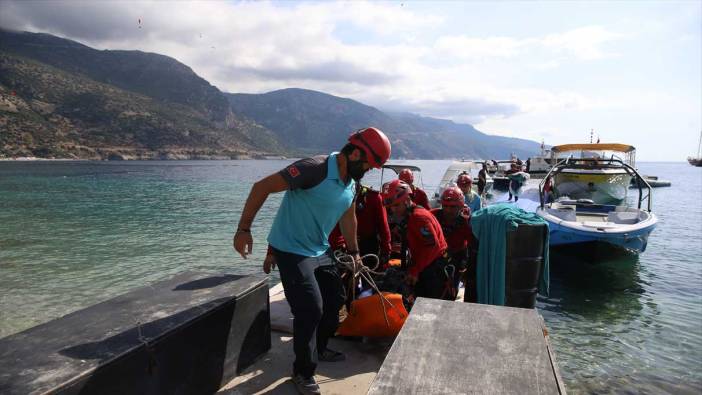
[399,168,414,184]
[348,127,391,168]
[441,187,465,207]
[382,179,412,206]
[456,173,472,187]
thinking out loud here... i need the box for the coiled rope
[333,250,405,328]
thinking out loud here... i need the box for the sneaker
[318,348,346,362]
[292,374,321,395]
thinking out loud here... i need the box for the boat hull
[553,170,632,204]
[536,208,657,253]
[492,176,510,190]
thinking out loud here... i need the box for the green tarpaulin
[470,203,549,305]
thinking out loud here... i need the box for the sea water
[1,160,700,394]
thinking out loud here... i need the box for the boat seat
[547,207,576,221]
[607,211,639,224]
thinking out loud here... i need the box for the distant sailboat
[688,131,702,167]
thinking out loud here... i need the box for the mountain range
[0,29,541,160]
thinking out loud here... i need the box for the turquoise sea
[1,160,700,394]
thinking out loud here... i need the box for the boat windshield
[551,146,635,167]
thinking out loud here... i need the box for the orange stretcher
[337,292,408,337]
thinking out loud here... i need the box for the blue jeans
[272,247,345,378]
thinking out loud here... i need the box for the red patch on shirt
[287,165,300,178]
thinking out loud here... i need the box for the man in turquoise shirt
[234,127,391,395]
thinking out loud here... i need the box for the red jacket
[430,208,474,256]
[406,206,447,277]
[410,186,431,210]
[328,188,391,254]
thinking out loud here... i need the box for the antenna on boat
[590,129,594,144]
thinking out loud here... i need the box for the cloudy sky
[1,0,700,161]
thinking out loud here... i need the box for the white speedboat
[486,160,516,190]
[549,143,636,205]
[431,160,493,207]
[536,158,657,253]
[527,144,556,175]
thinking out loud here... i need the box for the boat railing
[538,157,652,211]
[380,164,424,190]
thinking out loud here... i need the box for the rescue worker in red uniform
[399,168,430,210]
[430,187,475,265]
[328,184,391,262]
[431,187,476,300]
[382,179,453,301]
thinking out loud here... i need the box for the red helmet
[399,168,414,184]
[456,173,472,187]
[441,186,465,207]
[348,127,391,168]
[381,179,412,206]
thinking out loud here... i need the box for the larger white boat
[536,158,657,253]
[549,143,636,205]
[527,144,557,174]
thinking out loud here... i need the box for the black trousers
[273,248,345,378]
[358,236,380,257]
[477,180,486,195]
[414,256,456,301]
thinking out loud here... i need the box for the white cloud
[0,1,698,160]
[434,26,626,61]
[435,36,525,58]
[0,1,628,118]
[541,26,627,60]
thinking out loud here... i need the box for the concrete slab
[218,332,390,395]
[219,282,392,394]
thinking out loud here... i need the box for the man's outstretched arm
[233,173,288,258]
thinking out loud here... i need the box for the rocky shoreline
[0,148,288,161]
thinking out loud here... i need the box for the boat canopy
[380,163,424,190]
[551,144,635,153]
[382,164,421,174]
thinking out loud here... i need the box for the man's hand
[352,253,363,271]
[405,274,418,286]
[233,230,253,259]
[263,253,277,274]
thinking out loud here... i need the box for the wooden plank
[368,298,562,395]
